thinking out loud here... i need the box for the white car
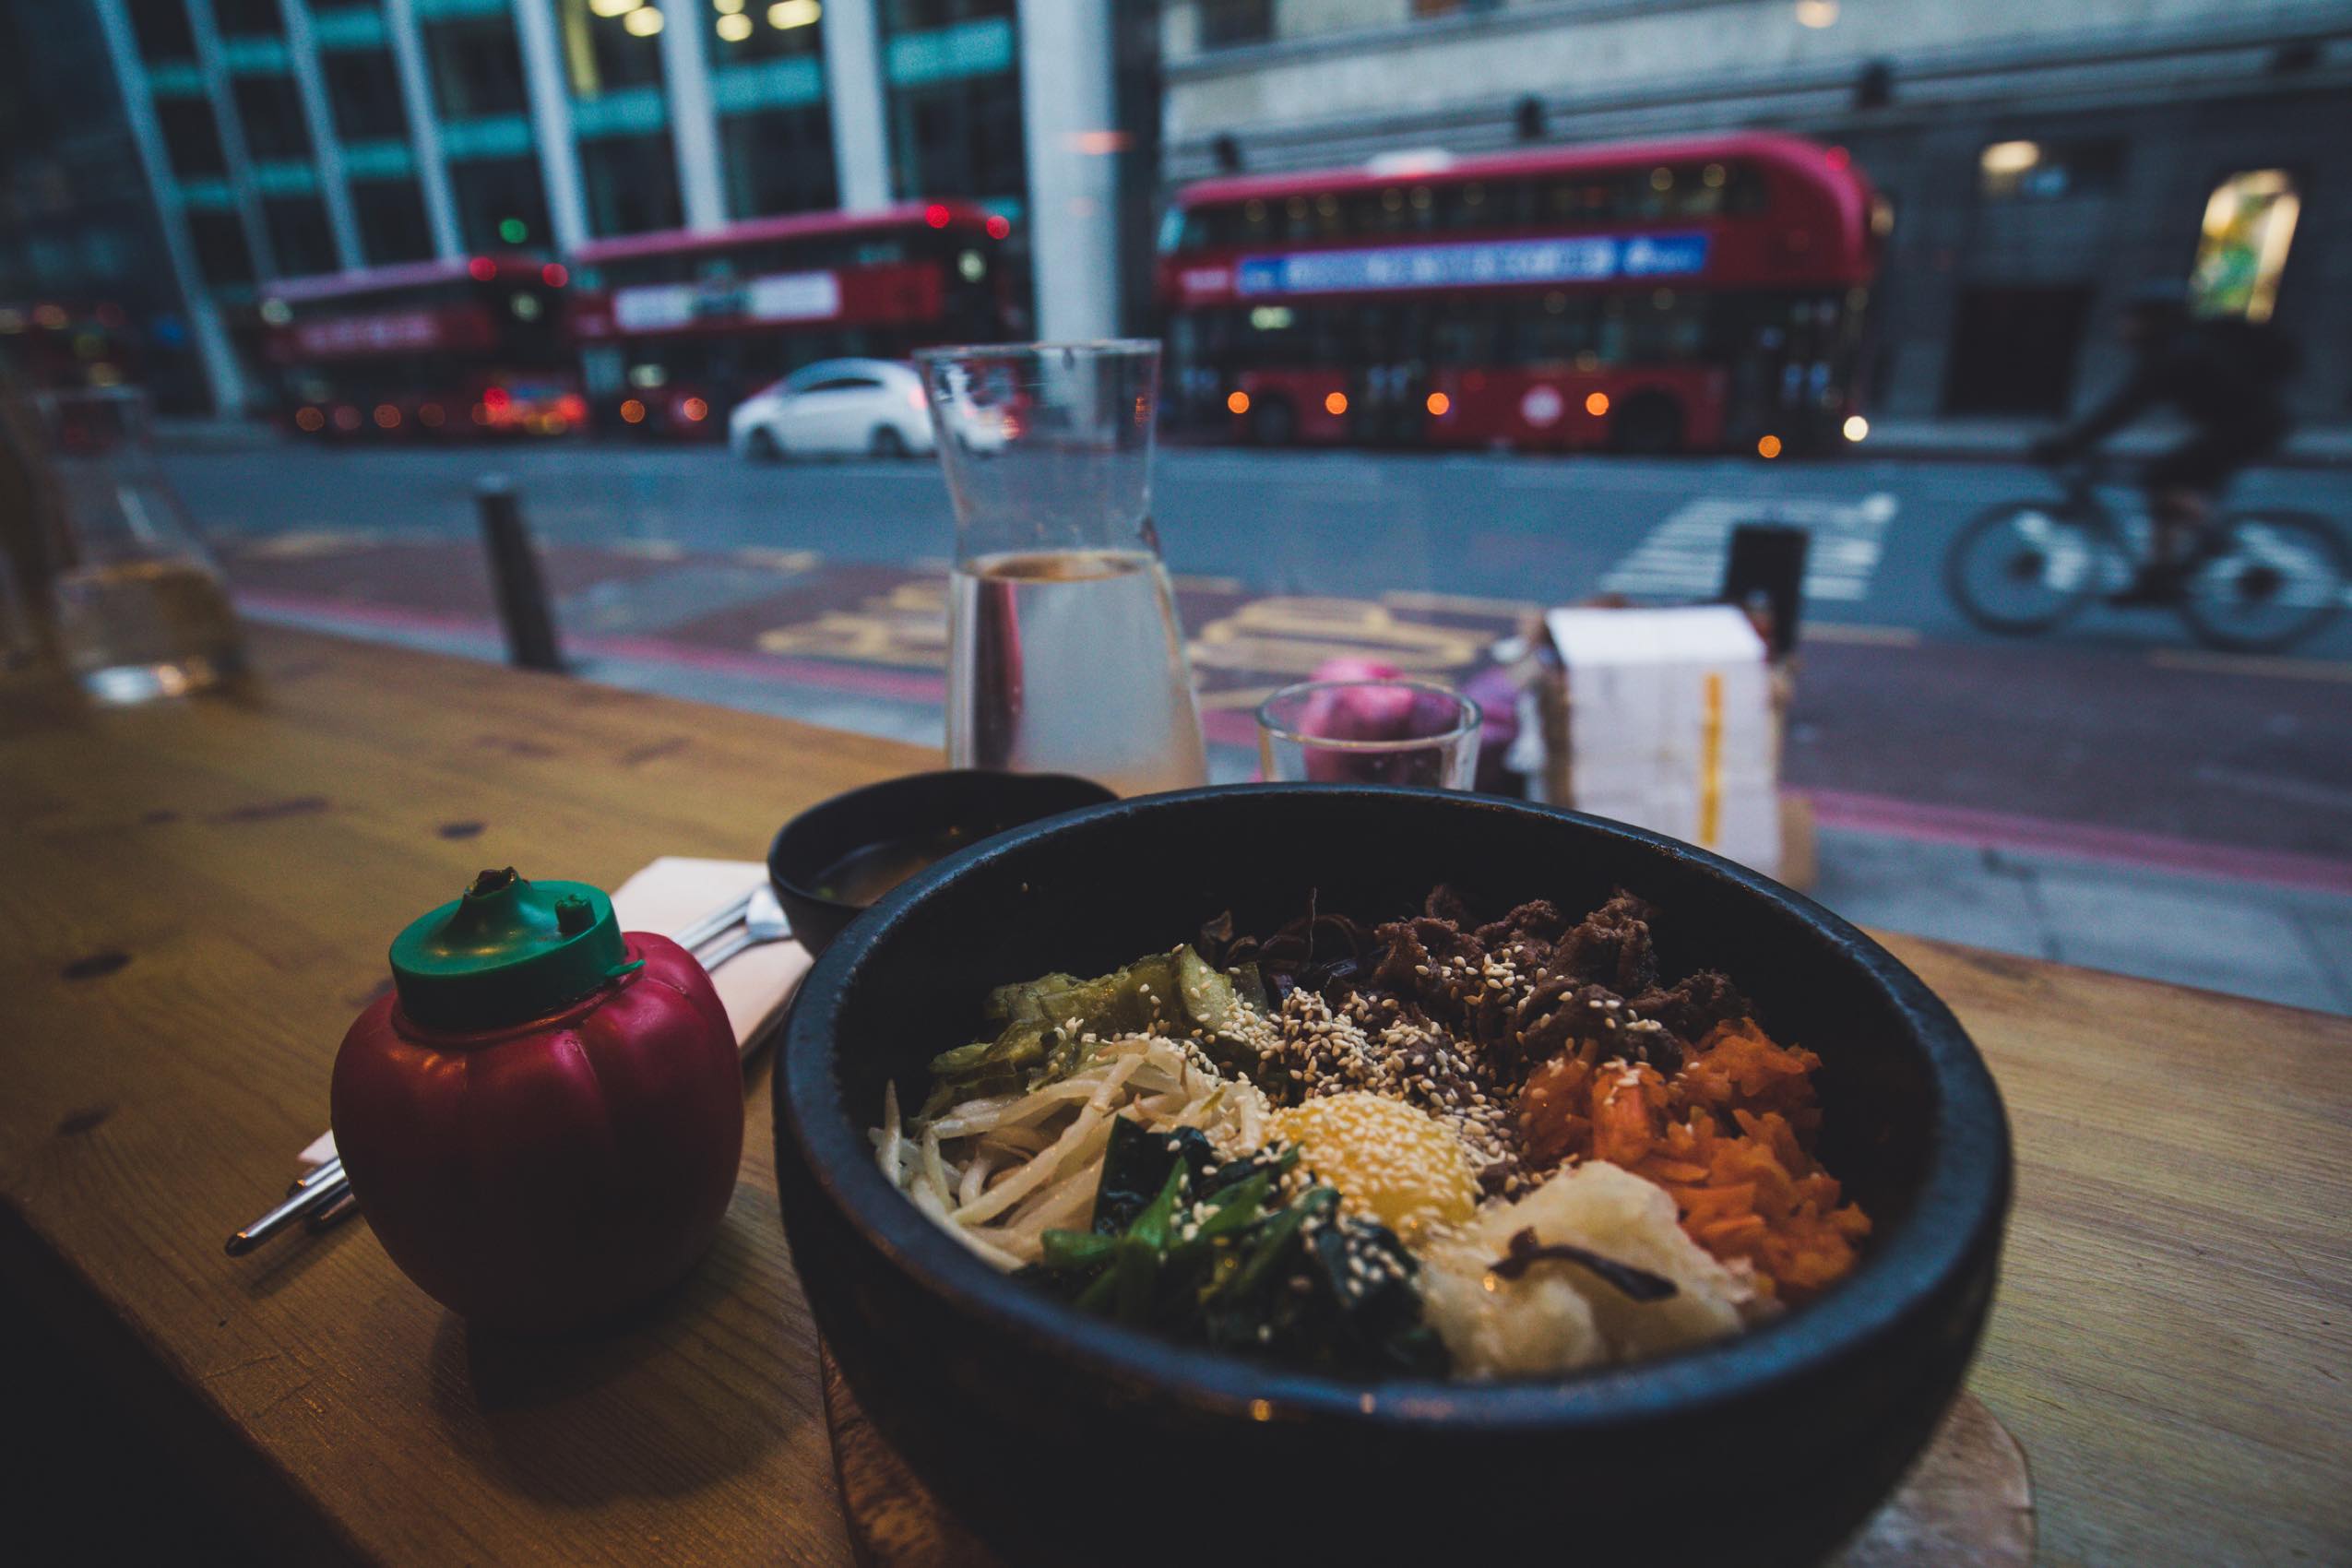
[728,358,933,460]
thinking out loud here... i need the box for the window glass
[887,0,1014,26]
[448,156,549,250]
[212,0,285,38]
[234,76,314,161]
[1978,138,2124,202]
[710,0,824,62]
[559,0,664,98]
[580,132,683,237]
[426,17,529,118]
[127,0,195,60]
[266,196,339,277]
[890,74,1024,200]
[352,178,434,264]
[157,98,229,179]
[801,375,882,393]
[1195,0,1270,48]
[722,105,837,219]
[324,47,409,142]
[188,210,255,287]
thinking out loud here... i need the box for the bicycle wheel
[1943,499,2106,636]
[2177,509,2350,652]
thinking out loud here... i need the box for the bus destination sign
[1220,231,1710,300]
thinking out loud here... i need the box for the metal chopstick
[231,889,765,1254]
[228,1169,350,1255]
[675,890,755,956]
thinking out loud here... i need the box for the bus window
[1431,300,1499,366]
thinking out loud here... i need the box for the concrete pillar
[382,0,463,259]
[184,0,279,279]
[1018,0,1121,341]
[88,0,249,414]
[277,0,365,270]
[823,0,893,210]
[659,0,727,230]
[511,0,589,249]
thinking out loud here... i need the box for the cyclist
[2029,282,2297,603]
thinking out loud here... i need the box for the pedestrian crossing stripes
[1598,492,1899,602]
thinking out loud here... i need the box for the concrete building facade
[1158,0,2352,424]
[81,0,1137,413]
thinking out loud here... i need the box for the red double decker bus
[262,256,580,439]
[1158,133,1883,456]
[567,202,1021,439]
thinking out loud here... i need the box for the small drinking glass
[1257,679,1480,790]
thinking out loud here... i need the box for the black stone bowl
[766,769,1115,956]
[774,786,2011,1566]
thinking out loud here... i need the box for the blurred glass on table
[920,339,1206,798]
[1258,679,1481,790]
[22,389,244,703]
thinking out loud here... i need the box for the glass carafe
[918,340,1206,797]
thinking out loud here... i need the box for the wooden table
[2,627,2346,1567]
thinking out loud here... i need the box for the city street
[164,438,2352,1010]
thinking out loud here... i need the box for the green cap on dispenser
[387,868,641,1031]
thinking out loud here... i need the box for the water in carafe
[947,547,1206,797]
[922,341,1206,796]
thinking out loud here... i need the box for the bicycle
[1943,456,2349,652]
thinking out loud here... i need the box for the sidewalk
[234,592,2352,1017]
[1862,414,2352,468]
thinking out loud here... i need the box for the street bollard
[1721,523,1811,659]
[475,475,564,672]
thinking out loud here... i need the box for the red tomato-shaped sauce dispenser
[330,867,743,1330]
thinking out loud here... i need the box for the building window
[891,74,1023,200]
[324,47,409,141]
[2191,170,2299,324]
[1195,0,1270,49]
[1977,138,2123,202]
[266,196,338,276]
[188,210,255,287]
[580,132,683,236]
[156,98,229,179]
[449,156,550,251]
[126,0,196,60]
[722,105,837,219]
[234,76,314,161]
[887,1,1013,26]
[213,0,286,37]
[560,0,665,99]
[710,0,823,61]
[352,177,434,263]
[426,17,529,118]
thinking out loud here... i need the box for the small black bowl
[776,786,2011,1566]
[767,769,1116,956]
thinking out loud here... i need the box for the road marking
[1382,588,1542,617]
[1198,684,1282,711]
[1802,622,1921,647]
[2150,647,2352,683]
[1599,492,1898,603]
[733,546,820,575]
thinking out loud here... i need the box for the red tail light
[556,393,587,422]
[482,386,513,411]
[467,255,497,281]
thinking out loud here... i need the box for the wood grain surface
[2,626,2346,1566]
[822,1346,2033,1568]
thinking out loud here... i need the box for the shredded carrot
[1516,1017,1871,1303]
